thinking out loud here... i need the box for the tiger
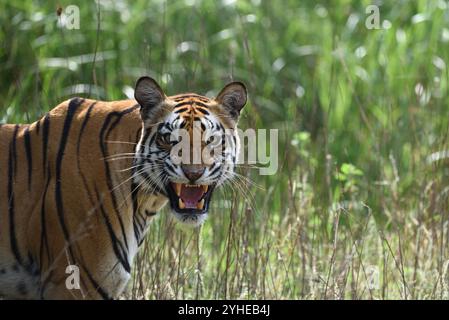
[0,77,247,299]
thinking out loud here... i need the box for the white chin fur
[171,210,208,227]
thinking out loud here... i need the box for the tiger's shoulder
[47,97,140,121]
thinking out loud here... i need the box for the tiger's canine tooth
[174,183,181,196]
[202,185,208,193]
[179,198,185,209]
[197,199,205,210]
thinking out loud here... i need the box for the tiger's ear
[134,76,166,118]
[215,82,247,119]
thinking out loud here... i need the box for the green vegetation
[1,0,449,299]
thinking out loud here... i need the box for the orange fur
[0,98,166,299]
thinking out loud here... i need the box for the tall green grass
[1,0,449,299]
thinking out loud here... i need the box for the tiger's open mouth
[167,182,215,214]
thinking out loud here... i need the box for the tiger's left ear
[134,76,166,119]
[215,82,247,119]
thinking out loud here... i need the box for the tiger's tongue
[180,186,204,209]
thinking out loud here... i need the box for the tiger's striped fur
[0,77,247,299]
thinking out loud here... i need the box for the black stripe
[209,164,221,177]
[54,98,84,263]
[39,269,54,299]
[146,132,157,149]
[174,107,188,113]
[68,102,105,297]
[131,181,140,243]
[78,102,96,146]
[193,101,210,108]
[173,94,209,102]
[12,125,19,177]
[76,102,98,208]
[164,122,172,130]
[205,118,215,131]
[26,252,38,275]
[173,101,192,108]
[133,220,142,244]
[98,105,140,253]
[137,237,144,247]
[135,210,145,234]
[140,130,152,152]
[145,210,157,216]
[196,107,209,115]
[99,110,136,252]
[133,224,140,244]
[23,126,33,189]
[94,188,131,273]
[133,200,148,247]
[8,125,22,265]
[41,114,50,173]
[136,210,147,226]
[83,266,112,300]
[173,101,210,109]
[165,162,178,176]
[39,166,52,274]
[36,118,41,134]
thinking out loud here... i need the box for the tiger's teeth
[179,199,185,209]
[174,183,181,196]
[202,185,208,193]
[197,199,205,210]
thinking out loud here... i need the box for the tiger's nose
[181,164,206,183]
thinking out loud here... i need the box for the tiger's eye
[206,134,221,147]
[159,133,177,146]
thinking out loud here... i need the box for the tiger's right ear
[134,76,166,118]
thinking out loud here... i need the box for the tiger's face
[133,77,247,226]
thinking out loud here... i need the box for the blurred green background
[1,0,449,299]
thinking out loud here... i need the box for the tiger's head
[133,77,247,226]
